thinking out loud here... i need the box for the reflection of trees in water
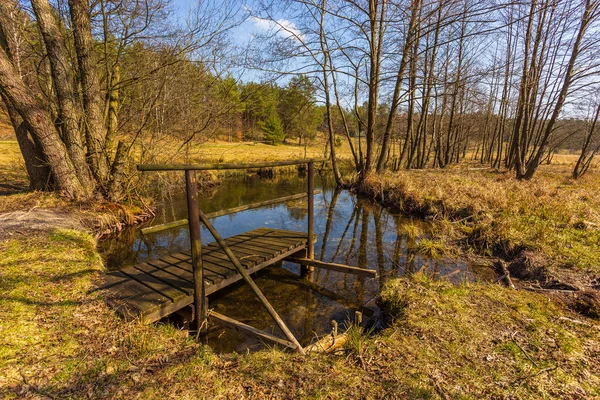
[374,207,386,289]
[319,187,341,260]
[287,203,308,221]
[101,174,447,283]
[316,188,436,289]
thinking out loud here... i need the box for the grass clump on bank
[359,165,600,287]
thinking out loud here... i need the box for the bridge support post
[185,170,207,335]
[301,161,315,280]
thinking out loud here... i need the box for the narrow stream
[99,173,494,353]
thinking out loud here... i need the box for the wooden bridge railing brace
[137,158,326,353]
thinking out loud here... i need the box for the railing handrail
[137,158,327,171]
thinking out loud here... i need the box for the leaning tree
[0,0,239,200]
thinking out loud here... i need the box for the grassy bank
[1,229,598,398]
[358,163,600,290]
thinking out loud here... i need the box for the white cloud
[249,16,304,42]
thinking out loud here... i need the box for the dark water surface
[99,173,493,352]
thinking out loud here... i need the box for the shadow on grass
[7,341,202,399]
[0,183,28,197]
[0,295,98,307]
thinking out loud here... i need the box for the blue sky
[169,0,306,84]
[171,0,256,45]
[171,0,301,47]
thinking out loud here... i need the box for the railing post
[185,170,206,334]
[302,161,315,279]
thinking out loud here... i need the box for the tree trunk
[573,102,600,179]
[0,46,86,198]
[319,0,343,186]
[376,0,420,172]
[522,0,595,179]
[30,0,93,193]
[69,0,109,186]
[2,93,52,190]
[363,0,386,177]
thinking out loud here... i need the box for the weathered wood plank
[137,158,326,171]
[169,257,232,283]
[106,275,171,319]
[285,257,377,278]
[145,259,199,285]
[120,265,188,302]
[170,253,236,278]
[204,243,267,264]
[202,252,249,270]
[255,227,309,238]
[98,270,129,291]
[232,235,297,251]
[132,263,194,296]
[198,248,256,269]
[209,311,298,350]
[204,245,306,295]
[160,255,220,284]
[142,296,195,324]
[222,238,283,257]
[251,229,309,246]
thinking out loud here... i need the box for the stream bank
[354,170,600,320]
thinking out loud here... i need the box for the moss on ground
[1,230,599,399]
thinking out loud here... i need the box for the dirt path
[0,208,83,241]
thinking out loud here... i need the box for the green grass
[415,238,449,258]
[378,272,600,398]
[1,230,598,398]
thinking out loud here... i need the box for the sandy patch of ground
[0,208,83,241]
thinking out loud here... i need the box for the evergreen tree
[259,113,285,145]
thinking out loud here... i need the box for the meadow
[1,140,599,398]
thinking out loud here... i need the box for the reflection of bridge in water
[98,160,376,354]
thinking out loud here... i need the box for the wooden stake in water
[302,161,315,279]
[185,170,207,334]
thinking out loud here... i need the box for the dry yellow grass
[0,119,14,139]
[359,162,600,290]
[0,141,28,193]
[148,138,359,166]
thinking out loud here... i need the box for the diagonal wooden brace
[197,209,305,354]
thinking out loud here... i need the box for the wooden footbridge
[99,159,376,354]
